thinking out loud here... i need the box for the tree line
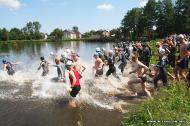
[120,0,190,40]
[0,23,80,41]
[0,21,45,41]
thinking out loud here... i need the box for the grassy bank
[121,40,190,126]
[121,82,190,126]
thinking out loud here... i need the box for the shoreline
[0,38,118,43]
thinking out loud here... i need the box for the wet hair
[131,53,139,62]
[55,58,60,64]
[40,57,45,61]
[2,59,6,64]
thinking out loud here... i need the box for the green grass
[121,83,190,126]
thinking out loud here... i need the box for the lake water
[0,41,130,126]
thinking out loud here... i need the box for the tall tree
[33,21,42,39]
[121,8,143,39]
[175,0,190,34]
[0,28,9,41]
[50,28,63,41]
[157,0,175,37]
[143,0,157,37]
[72,26,79,32]
[26,21,34,39]
[9,28,23,40]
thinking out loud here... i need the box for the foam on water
[0,46,133,112]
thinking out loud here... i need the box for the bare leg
[141,82,151,97]
[180,69,187,79]
[128,78,142,96]
[69,98,77,108]
[174,66,180,81]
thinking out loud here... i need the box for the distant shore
[0,38,119,43]
[0,38,137,43]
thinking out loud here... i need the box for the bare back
[180,42,187,59]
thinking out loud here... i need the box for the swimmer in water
[66,61,81,107]
[38,57,50,76]
[128,54,151,97]
[72,53,86,77]
[93,53,104,77]
[53,58,66,82]
[2,59,17,75]
[105,50,120,80]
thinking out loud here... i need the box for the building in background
[75,31,82,39]
[63,30,76,39]
[63,30,82,39]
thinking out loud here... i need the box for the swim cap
[50,52,54,56]
[96,48,101,52]
[101,48,106,52]
[178,34,184,39]
[94,52,99,56]
[61,52,67,58]
[156,42,160,46]
[66,60,73,66]
[109,50,114,54]
[66,49,71,53]
[40,57,45,61]
[2,59,6,64]
[159,48,165,55]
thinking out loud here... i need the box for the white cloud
[139,0,148,7]
[0,0,22,10]
[96,4,113,11]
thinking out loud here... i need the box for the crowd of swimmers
[2,34,190,106]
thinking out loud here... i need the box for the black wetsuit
[6,62,15,75]
[141,47,151,67]
[154,57,168,89]
[118,53,127,73]
[168,45,176,68]
[106,56,120,79]
[124,47,130,60]
[137,48,143,62]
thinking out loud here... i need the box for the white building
[63,30,77,39]
[102,30,110,37]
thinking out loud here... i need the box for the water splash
[0,47,133,113]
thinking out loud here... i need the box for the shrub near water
[121,82,190,126]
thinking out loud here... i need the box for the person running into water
[2,59,17,76]
[167,38,176,69]
[115,50,127,74]
[128,54,151,97]
[141,44,151,67]
[93,53,104,77]
[66,61,81,107]
[105,50,120,80]
[174,34,189,81]
[72,53,86,77]
[53,58,66,82]
[153,53,168,91]
[38,57,50,76]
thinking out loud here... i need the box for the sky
[0,0,174,33]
